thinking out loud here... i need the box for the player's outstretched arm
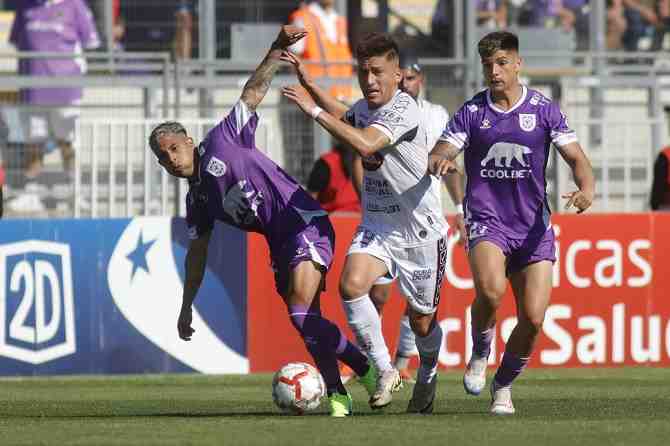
[557,142,595,213]
[279,50,349,119]
[178,229,212,341]
[428,141,461,177]
[240,25,307,113]
[282,85,389,157]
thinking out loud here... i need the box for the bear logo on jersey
[206,157,227,177]
[481,142,531,168]
[519,114,536,132]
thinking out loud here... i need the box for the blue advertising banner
[0,218,248,376]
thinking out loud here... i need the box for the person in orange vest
[650,146,670,210]
[288,0,354,102]
[307,142,361,212]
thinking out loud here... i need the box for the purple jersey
[441,86,577,239]
[186,100,329,257]
[10,0,101,105]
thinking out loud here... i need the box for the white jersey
[344,90,448,247]
[418,98,449,150]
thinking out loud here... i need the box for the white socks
[342,294,393,372]
[415,322,443,384]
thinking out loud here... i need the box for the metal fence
[0,49,668,218]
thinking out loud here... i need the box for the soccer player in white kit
[282,33,458,413]
[363,54,467,383]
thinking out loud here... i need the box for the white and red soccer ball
[272,362,326,414]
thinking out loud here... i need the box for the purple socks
[288,305,368,395]
[493,351,529,388]
[472,326,494,360]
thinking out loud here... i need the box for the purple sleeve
[546,101,577,148]
[439,103,472,151]
[186,191,214,240]
[74,0,101,49]
[215,100,260,149]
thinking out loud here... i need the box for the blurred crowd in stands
[461,0,670,51]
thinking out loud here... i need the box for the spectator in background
[478,0,508,29]
[523,0,578,32]
[306,142,361,213]
[9,0,100,201]
[650,127,670,210]
[288,0,353,102]
[562,0,590,50]
[621,0,658,51]
[120,0,193,60]
[607,0,629,50]
[653,0,670,50]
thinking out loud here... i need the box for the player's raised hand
[280,50,312,86]
[274,25,307,50]
[428,153,460,177]
[177,305,195,341]
[562,190,593,214]
[282,85,318,116]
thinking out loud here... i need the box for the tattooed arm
[240,25,307,112]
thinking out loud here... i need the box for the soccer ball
[272,362,326,414]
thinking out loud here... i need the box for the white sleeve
[369,96,419,144]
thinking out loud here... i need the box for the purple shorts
[468,227,556,275]
[271,216,335,296]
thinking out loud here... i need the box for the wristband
[310,106,323,119]
[455,203,464,215]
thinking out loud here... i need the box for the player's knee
[409,313,434,337]
[520,315,545,336]
[339,273,369,299]
[477,279,507,306]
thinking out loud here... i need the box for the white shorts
[346,227,448,314]
[21,105,80,144]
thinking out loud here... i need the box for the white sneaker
[369,368,403,409]
[489,381,515,415]
[407,374,437,414]
[463,356,488,395]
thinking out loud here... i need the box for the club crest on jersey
[467,104,478,113]
[206,156,227,177]
[519,114,536,132]
[480,119,491,129]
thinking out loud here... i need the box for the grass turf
[0,368,668,446]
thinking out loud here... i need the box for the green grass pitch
[0,368,668,446]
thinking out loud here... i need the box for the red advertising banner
[247,213,670,372]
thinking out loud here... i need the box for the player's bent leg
[395,305,418,383]
[490,260,553,414]
[465,240,507,396]
[286,261,359,399]
[406,310,441,414]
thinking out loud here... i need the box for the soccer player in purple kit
[148,26,373,417]
[10,0,100,180]
[429,31,595,415]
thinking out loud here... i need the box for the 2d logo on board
[0,241,75,364]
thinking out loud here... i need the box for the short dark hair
[355,32,399,62]
[478,31,519,58]
[399,52,422,73]
[148,121,187,154]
